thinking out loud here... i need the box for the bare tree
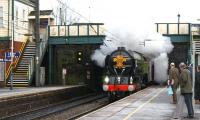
[55,0,80,25]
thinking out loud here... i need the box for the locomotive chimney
[118,47,125,50]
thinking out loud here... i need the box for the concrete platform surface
[78,86,200,120]
[0,85,83,100]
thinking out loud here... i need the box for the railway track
[4,93,108,120]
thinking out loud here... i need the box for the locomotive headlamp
[103,85,109,91]
[104,76,109,83]
[117,77,121,83]
[130,77,133,84]
[128,85,134,91]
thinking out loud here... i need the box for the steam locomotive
[103,47,150,101]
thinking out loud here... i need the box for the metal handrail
[38,28,48,66]
[28,57,34,85]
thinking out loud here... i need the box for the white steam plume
[91,23,174,83]
[153,53,169,83]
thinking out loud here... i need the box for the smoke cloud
[153,53,169,83]
[91,23,174,83]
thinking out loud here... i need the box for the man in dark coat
[179,62,194,118]
[195,65,200,104]
[168,62,179,104]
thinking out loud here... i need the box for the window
[15,7,18,27]
[158,24,167,34]
[169,24,178,34]
[0,7,3,27]
[179,24,189,34]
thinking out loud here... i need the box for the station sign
[0,59,11,62]
[5,51,20,58]
[0,52,20,62]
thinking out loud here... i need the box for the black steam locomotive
[103,47,149,101]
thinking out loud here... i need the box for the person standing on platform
[168,62,179,104]
[179,62,194,119]
[195,65,200,104]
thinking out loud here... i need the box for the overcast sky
[40,0,200,24]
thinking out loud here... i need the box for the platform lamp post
[191,29,195,99]
[177,14,180,34]
[35,0,40,87]
[10,0,14,90]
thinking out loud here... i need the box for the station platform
[0,85,82,100]
[0,85,91,119]
[78,86,200,120]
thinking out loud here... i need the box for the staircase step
[16,67,28,69]
[7,84,29,86]
[17,63,29,66]
[11,79,28,81]
[15,70,28,73]
[12,76,28,78]
[13,73,27,76]
[8,79,28,81]
[7,42,36,87]
[7,82,29,86]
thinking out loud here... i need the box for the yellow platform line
[123,87,166,120]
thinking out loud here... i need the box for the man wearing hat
[168,62,179,104]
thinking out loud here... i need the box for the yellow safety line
[123,87,166,120]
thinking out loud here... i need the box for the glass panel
[79,25,87,36]
[179,24,189,34]
[192,27,199,35]
[158,24,167,34]
[169,24,178,34]
[59,26,66,36]
[89,25,97,35]
[69,26,78,36]
[50,26,58,36]
[99,25,105,35]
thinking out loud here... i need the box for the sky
[40,0,200,25]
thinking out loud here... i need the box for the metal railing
[26,28,48,84]
[28,57,35,85]
[49,23,105,37]
[38,28,48,66]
